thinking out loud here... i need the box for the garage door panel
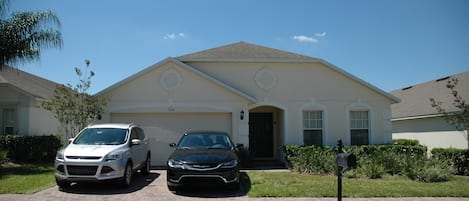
[111,113,231,166]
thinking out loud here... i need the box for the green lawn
[245,171,469,197]
[0,164,55,194]
[1,165,469,197]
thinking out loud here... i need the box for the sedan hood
[169,149,238,164]
[64,144,121,157]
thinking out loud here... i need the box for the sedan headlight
[168,159,185,169]
[104,151,124,161]
[221,160,238,168]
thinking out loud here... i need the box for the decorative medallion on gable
[254,68,277,90]
[160,68,183,91]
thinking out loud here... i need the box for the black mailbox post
[337,139,357,201]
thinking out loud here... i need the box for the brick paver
[0,170,467,201]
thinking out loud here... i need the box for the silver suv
[55,123,151,188]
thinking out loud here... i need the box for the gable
[98,58,255,111]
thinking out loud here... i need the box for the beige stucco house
[0,66,60,135]
[97,42,399,166]
[391,71,469,151]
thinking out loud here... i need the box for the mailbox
[337,153,357,169]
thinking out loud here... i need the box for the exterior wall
[28,100,60,136]
[188,61,393,146]
[393,116,468,150]
[0,86,60,136]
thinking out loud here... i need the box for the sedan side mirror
[68,138,74,144]
[169,143,176,147]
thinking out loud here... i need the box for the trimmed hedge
[0,135,62,163]
[284,144,454,182]
[432,148,469,176]
[392,139,420,146]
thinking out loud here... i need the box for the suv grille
[67,165,98,176]
[66,156,102,160]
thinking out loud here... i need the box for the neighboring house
[391,71,469,150]
[0,65,60,135]
[96,42,399,166]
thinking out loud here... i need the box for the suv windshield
[74,128,128,145]
[177,133,233,150]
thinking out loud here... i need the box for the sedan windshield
[74,128,128,145]
[177,133,233,150]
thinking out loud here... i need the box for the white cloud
[315,32,327,37]
[164,32,187,40]
[292,35,318,43]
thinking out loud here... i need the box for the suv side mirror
[131,139,142,146]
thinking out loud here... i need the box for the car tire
[229,182,240,190]
[56,178,70,189]
[141,154,151,175]
[119,162,133,188]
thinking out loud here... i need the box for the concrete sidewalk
[0,170,467,201]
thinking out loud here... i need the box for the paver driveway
[0,170,468,201]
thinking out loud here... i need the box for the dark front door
[249,112,273,158]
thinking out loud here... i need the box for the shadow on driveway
[172,172,251,198]
[59,172,160,195]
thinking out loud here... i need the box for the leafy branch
[430,78,469,132]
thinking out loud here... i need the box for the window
[350,111,369,145]
[2,109,16,135]
[303,111,323,146]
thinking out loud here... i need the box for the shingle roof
[0,65,58,100]
[390,71,469,120]
[176,41,318,61]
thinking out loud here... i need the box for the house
[0,65,60,135]
[96,42,400,166]
[391,71,469,150]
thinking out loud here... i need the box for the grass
[245,171,469,197]
[0,164,55,194]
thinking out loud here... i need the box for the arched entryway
[248,106,284,161]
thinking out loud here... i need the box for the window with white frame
[350,111,369,145]
[303,111,323,146]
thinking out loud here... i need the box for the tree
[430,77,469,132]
[42,60,107,141]
[0,0,62,69]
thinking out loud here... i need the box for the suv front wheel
[119,162,133,187]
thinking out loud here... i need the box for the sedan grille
[67,165,98,176]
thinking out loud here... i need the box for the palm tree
[0,0,63,70]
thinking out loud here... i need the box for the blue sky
[10,0,469,94]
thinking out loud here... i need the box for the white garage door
[111,112,232,166]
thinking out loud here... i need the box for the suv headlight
[56,149,65,160]
[221,160,238,168]
[168,159,185,169]
[105,151,124,161]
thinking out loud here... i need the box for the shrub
[416,158,452,182]
[359,160,387,179]
[284,143,453,182]
[284,145,336,174]
[0,135,62,163]
[432,148,469,176]
[392,139,420,146]
[0,149,8,163]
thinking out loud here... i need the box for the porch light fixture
[240,110,244,120]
